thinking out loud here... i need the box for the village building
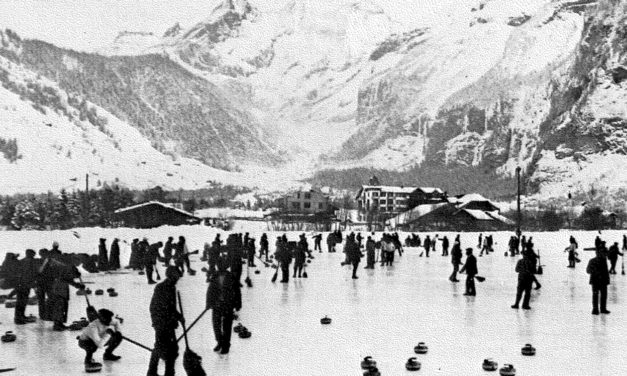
[386,193,514,231]
[355,183,447,222]
[113,201,201,228]
[278,189,331,214]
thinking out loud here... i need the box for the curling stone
[307,259,312,264]
[233,323,245,333]
[77,289,86,296]
[85,362,103,373]
[414,342,428,354]
[106,288,115,293]
[188,270,197,276]
[85,288,92,295]
[69,321,83,331]
[95,289,104,296]
[482,359,498,371]
[80,318,90,327]
[24,314,37,323]
[108,291,118,297]
[521,344,536,356]
[27,296,38,305]
[238,329,252,339]
[138,271,145,275]
[405,357,421,371]
[361,356,377,370]
[363,367,381,376]
[5,300,16,309]
[1,331,17,343]
[320,316,332,325]
[499,364,516,376]
[254,270,261,274]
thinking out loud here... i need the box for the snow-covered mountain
[1,0,625,201]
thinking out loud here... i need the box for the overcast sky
[0,0,221,51]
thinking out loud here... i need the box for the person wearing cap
[77,308,122,367]
[14,249,39,324]
[511,250,535,310]
[98,238,109,272]
[587,247,611,315]
[207,257,241,354]
[109,239,121,270]
[147,266,184,376]
[460,248,477,296]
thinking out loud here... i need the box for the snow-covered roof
[486,211,516,225]
[461,209,494,220]
[114,201,198,218]
[415,187,444,194]
[194,207,271,219]
[449,193,490,204]
[385,202,449,226]
[361,185,418,193]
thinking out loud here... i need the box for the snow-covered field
[1,227,627,375]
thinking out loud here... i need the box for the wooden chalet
[113,201,201,228]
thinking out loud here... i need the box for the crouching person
[77,308,122,369]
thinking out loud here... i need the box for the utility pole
[516,166,521,235]
[84,173,90,226]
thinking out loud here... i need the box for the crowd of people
[1,229,626,375]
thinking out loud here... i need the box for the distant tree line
[0,137,21,163]
[0,183,252,230]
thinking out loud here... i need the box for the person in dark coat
[449,237,463,282]
[98,238,109,272]
[293,238,306,278]
[259,234,269,260]
[227,238,244,286]
[423,236,431,257]
[36,248,53,320]
[147,266,184,376]
[607,242,623,274]
[347,237,362,279]
[209,235,222,273]
[128,239,140,269]
[441,236,449,257]
[206,257,242,354]
[587,248,611,315]
[109,239,120,270]
[162,237,174,267]
[247,239,256,267]
[512,250,535,309]
[460,248,477,296]
[313,234,322,252]
[138,238,149,272]
[326,233,336,253]
[364,236,376,269]
[46,255,85,331]
[14,249,39,324]
[145,242,163,284]
[275,238,292,283]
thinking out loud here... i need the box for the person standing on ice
[607,242,622,274]
[162,237,174,267]
[275,237,292,283]
[586,247,611,315]
[128,239,140,269]
[147,266,184,376]
[259,233,269,260]
[78,308,122,368]
[48,255,85,331]
[14,249,38,324]
[565,236,579,268]
[109,238,121,270]
[326,232,336,253]
[449,238,463,282]
[512,250,535,310]
[423,235,431,257]
[364,236,376,269]
[346,235,362,279]
[460,248,477,296]
[207,256,242,354]
[293,236,306,278]
[312,233,322,252]
[145,241,163,285]
[36,248,53,320]
[98,238,109,272]
[441,236,449,256]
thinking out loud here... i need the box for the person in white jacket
[77,309,122,367]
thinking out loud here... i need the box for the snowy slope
[0,53,303,194]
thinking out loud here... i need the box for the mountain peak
[212,0,253,17]
[163,22,182,38]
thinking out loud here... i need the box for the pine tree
[11,200,41,230]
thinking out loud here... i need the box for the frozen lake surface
[1,227,627,375]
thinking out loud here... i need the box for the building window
[304,202,311,209]
[304,192,311,199]
[291,202,300,210]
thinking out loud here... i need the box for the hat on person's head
[25,249,36,257]
[52,241,59,248]
[98,309,114,322]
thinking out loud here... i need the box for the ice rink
[1,227,627,375]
